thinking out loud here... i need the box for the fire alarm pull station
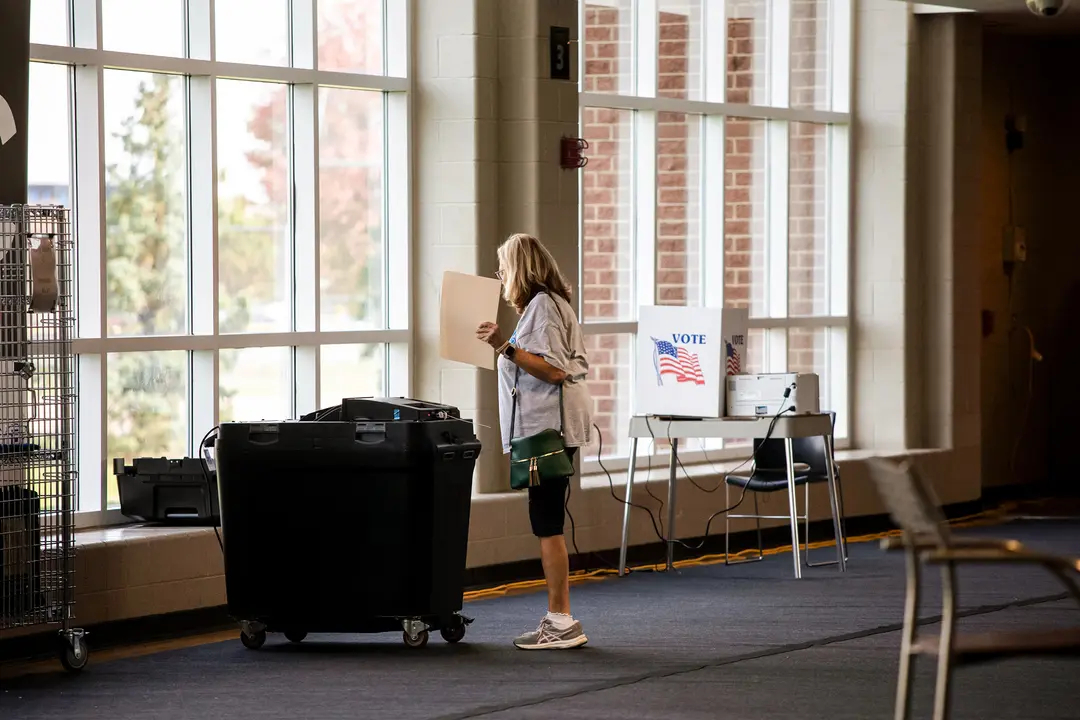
[560,137,588,169]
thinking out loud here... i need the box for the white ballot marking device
[725,372,820,417]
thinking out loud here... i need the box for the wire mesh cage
[0,205,86,671]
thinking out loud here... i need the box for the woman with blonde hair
[476,233,592,650]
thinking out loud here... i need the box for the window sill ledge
[1,447,977,641]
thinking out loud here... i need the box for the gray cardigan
[497,292,593,453]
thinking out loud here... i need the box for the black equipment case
[215,398,480,649]
[0,485,43,620]
[114,457,219,524]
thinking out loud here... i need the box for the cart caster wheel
[240,629,267,650]
[402,630,429,648]
[59,634,89,672]
[285,631,307,644]
[440,622,466,644]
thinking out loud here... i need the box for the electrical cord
[593,422,670,547]
[651,418,713,493]
[661,417,724,494]
[640,421,668,534]
[564,476,619,570]
[647,386,797,551]
[198,425,223,553]
[595,389,797,558]
[669,404,795,552]
[464,499,1015,602]
[678,449,726,492]
[1009,327,1041,479]
[203,391,794,568]
[313,405,340,421]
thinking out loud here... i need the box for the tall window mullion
[186,0,214,60]
[767,0,793,387]
[702,0,726,103]
[634,0,658,98]
[702,115,725,309]
[828,123,849,318]
[634,110,658,318]
[830,0,853,114]
[386,87,411,396]
[290,0,316,422]
[72,47,107,507]
[767,0,791,322]
[635,1,659,316]
[766,121,790,321]
[188,74,218,447]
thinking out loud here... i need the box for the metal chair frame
[724,411,848,568]
[724,469,848,568]
[866,457,1080,720]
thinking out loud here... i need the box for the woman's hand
[476,321,505,350]
[477,322,566,384]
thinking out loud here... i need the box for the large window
[580,0,851,465]
[29,0,410,522]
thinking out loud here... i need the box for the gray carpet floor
[2,520,1078,719]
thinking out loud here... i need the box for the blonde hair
[497,233,572,314]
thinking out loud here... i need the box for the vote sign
[631,307,710,418]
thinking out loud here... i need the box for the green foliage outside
[103,9,385,505]
[104,75,187,502]
[104,76,277,503]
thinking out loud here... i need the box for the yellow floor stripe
[462,502,1016,602]
[1,502,1016,678]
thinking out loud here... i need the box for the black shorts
[527,447,577,538]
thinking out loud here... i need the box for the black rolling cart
[214,398,480,649]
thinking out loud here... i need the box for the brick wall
[583,3,631,95]
[787,0,830,377]
[582,3,832,455]
[791,0,830,110]
[656,7,699,307]
[724,4,768,321]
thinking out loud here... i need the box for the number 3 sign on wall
[550,26,571,81]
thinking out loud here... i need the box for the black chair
[724,411,847,570]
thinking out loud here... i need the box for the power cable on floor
[462,502,1018,602]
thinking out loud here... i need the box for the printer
[726,373,820,417]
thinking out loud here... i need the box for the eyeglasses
[496,270,505,280]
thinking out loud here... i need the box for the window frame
[578,0,853,476]
[29,0,412,524]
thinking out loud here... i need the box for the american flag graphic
[652,338,705,386]
[726,341,741,375]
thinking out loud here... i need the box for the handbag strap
[510,366,564,440]
[509,291,567,440]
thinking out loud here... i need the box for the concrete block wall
[852,0,911,451]
[415,0,579,492]
[905,12,983,479]
[414,0,501,493]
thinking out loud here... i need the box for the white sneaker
[513,617,588,650]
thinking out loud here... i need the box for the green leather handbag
[508,367,575,491]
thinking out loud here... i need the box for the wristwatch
[503,343,516,359]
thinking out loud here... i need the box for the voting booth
[635,306,748,418]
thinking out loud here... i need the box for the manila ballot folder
[440,271,503,370]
